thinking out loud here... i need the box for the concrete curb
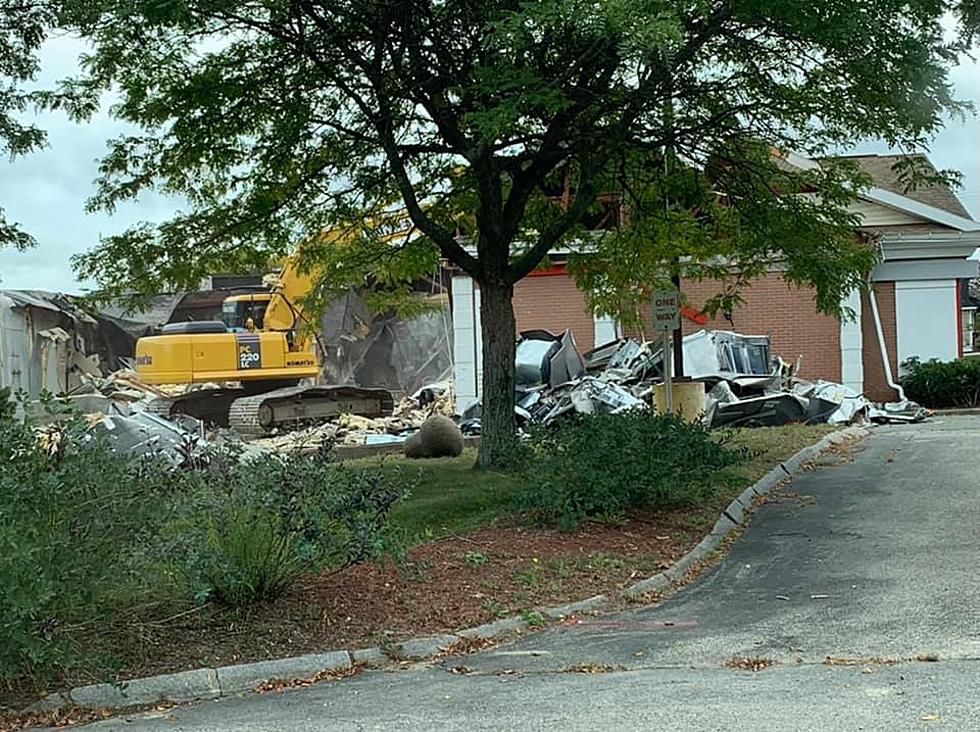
[934,407,980,417]
[621,424,869,601]
[28,425,870,714]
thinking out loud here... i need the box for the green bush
[513,411,740,530]
[0,395,171,681]
[162,449,409,607]
[0,387,408,683]
[901,357,980,408]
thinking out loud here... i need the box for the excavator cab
[220,293,272,332]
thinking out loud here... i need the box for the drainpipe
[868,281,907,401]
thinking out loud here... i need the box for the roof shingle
[828,153,974,220]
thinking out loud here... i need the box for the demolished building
[0,290,136,399]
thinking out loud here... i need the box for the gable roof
[858,185,980,232]
[778,149,979,232]
[829,153,973,219]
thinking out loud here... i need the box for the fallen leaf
[921,713,941,722]
[724,657,776,672]
[563,663,623,674]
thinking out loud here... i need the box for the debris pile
[23,321,929,465]
[247,381,455,451]
[507,328,929,430]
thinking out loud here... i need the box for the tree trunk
[477,278,517,469]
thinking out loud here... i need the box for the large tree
[28,0,975,466]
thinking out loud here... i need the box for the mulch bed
[82,510,712,684]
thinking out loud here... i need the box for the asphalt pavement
[75,418,980,731]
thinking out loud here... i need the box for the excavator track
[228,385,395,439]
[147,388,248,426]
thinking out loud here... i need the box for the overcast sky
[1,36,979,294]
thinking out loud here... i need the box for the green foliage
[0,0,52,249]
[6,0,975,462]
[568,149,881,331]
[0,389,407,681]
[0,406,170,681]
[163,450,408,607]
[901,357,980,408]
[514,411,740,531]
[463,551,489,567]
[521,610,546,629]
[0,386,14,420]
[37,0,970,309]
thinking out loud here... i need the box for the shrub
[0,387,409,683]
[0,394,171,681]
[513,411,740,530]
[162,448,409,607]
[901,357,980,408]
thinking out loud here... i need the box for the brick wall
[512,271,595,352]
[860,282,900,402]
[678,274,842,382]
[510,270,843,381]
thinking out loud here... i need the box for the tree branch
[508,156,602,283]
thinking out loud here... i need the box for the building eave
[879,231,980,261]
[858,187,980,232]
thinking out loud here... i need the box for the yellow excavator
[134,253,393,437]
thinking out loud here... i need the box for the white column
[451,274,482,413]
[840,288,864,393]
[895,279,958,374]
[593,314,620,348]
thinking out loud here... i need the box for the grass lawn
[367,423,836,543]
[381,452,521,541]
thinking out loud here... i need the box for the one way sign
[653,289,680,331]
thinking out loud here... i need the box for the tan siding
[849,200,926,227]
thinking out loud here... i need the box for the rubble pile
[248,381,455,451]
[27,323,928,466]
[506,328,930,431]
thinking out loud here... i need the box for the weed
[521,610,546,628]
[463,551,489,566]
[481,599,508,619]
[514,568,541,590]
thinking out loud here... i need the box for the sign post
[653,289,680,413]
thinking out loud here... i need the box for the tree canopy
[4,0,978,464]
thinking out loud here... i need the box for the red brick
[860,282,900,401]
[511,271,844,380]
[512,272,595,352]
[678,274,842,382]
